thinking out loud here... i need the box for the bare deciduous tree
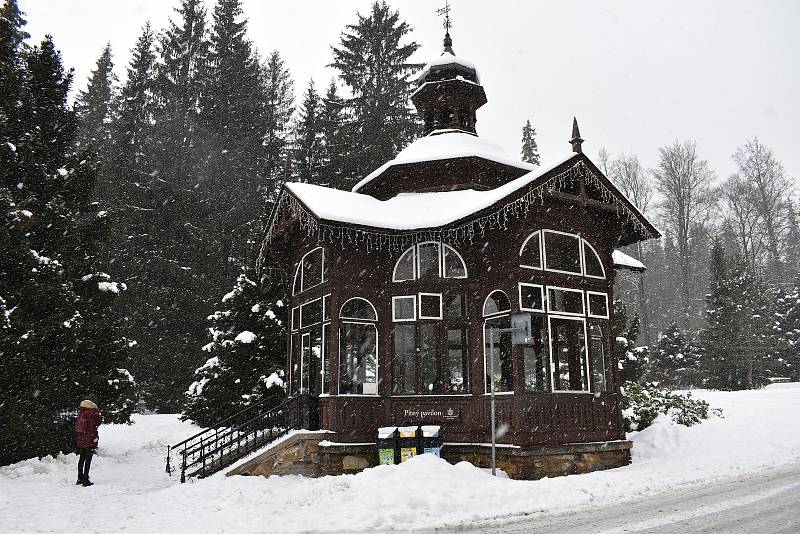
[651,140,716,329]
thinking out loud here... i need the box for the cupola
[411,31,487,135]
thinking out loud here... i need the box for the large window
[293,247,326,294]
[339,298,378,395]
[392,292,469,395]
[483,290,513,393]
[523,316,550,392]
[549,316,588,391]
[589,323,610,392]
[290,293,331,396]
[393,242,467,282]
[520,230,605,279]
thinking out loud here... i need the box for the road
[429,465,800,534]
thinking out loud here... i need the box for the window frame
[442,244,468,279]
[518,283,545,313]
[291,306,300,332]
[546,285,586,317]
[392,241,468,282]
[300,297,323,329]
[392,246,416,282]
[519,230,543,270]
[339,297,378,321]
[418,292,443,320]
[581,238,606,279]
[483,289,511,317]
[337,320,379,396]
[586,291,610,319]
[547,314,591,393]
[293,246,326,295]
[482,314,515,394]
[542,229,583,276]
[392,295,417,322]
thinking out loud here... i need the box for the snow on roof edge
[612,250,646,271]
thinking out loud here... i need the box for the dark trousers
[77,448,94,478]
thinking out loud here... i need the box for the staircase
[165,394,319,483]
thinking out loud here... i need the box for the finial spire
[437,0,455,55]
[570,117,584,154]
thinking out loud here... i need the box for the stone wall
[227,433,631,481]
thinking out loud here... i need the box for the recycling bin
[398,426,419,463]
[420,425,443,457]
[377,426,398,465]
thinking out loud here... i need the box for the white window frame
[581,239,606,279]
[320,321,331,397]
[337,320,379,396]
[482,289,511,317]
[547,315,592,393]
[392,242,468,282]
[416,241,443,279]
[587,322,608,393]
[339,297,378,321]
[518,283,545,313]
[322,293,331,321]
[392,246,416,282]
[442,244,468,279]
[542,229,583,276]
[300,297,323,329]
[294,246,325,294]
[546,285,585,317]
[300,332,310,393]
[418,292,443,320]
[519,230,543,270]
[586,291,610,319]
[291,306,300,332]
[392,295,417,322]
[482,315,515,395]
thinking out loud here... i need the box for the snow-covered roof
[352,130,535,193]
[289,153,575,231]
[612,250,646,271]
[416,51,480,84]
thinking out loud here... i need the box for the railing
[165,394,319,483]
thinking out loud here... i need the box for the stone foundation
[227,432,631,480]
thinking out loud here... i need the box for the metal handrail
[166,394,315,483]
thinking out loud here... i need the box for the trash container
[420,425,443,457]
[377,426,398,465]
[398,426,419,463]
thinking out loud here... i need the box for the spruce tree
[612,300,649,383]
[520,119,540,165]
[74,44,117,154]
[292,79,323,184]
[318,79,348,189]
[330,1,421,186]
[649,322,702,388]
[772,284,800,381]
[261,49,295,198]
[182,272,285,426]
[1,29,134,464]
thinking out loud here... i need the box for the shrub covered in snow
[621,381,717,432]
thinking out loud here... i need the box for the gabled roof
[351,129,535,193]
[260,151,661,264]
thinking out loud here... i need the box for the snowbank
[1,388,799,533]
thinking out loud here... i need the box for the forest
[1,0,797,464]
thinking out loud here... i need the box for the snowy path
[447,464,800,533]
[1,388,799,533]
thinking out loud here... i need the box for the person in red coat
[75,397,102,486]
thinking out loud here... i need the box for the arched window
[392,242,467,282]
[339,297,378,395]
[519,231,542,269]
[293,247,325,294]
[483,289,512,393]
[582,239,605,279]
[482,290,511,317]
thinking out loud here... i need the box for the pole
[489,326,496,476]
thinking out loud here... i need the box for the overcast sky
[22,0,800,185]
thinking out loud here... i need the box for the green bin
[377,426,398,465]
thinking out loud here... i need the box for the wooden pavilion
[256,31,659,479]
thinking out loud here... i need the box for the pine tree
[330,1,421,186]
[520,119,540,165]
[318,79,348,189]
[772,284,800,381]
[649,322,702,388]
[1,28,135,464]
[182,272,285,426]
[74,44,117,153]
[292,79,323,184]
[701,240,777,389]
[612,300,649,383]
[261,49,294,198]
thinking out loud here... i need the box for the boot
[81,476,94,486]
[76,474,85,485]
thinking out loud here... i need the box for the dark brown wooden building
[257,34,659,479]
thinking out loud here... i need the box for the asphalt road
[429,465,800,534]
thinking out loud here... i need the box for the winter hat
[80,399,98,409]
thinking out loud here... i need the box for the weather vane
[436,0,452,32]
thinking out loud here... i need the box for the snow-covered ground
[1,387,799,533]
